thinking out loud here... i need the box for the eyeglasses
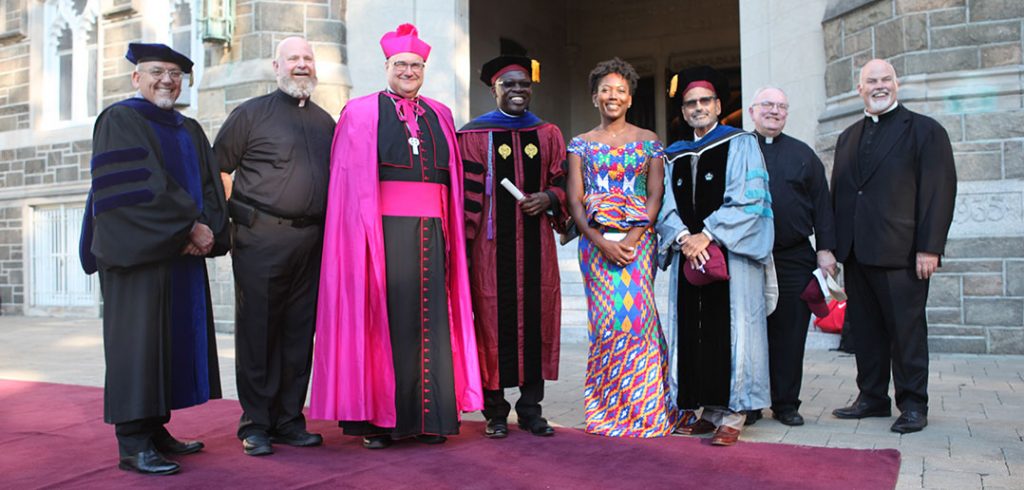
[682,96,717,110]
[143,68,184,81]
[496,80,532,90]
[756,101,790,112]
[392,61,425,73]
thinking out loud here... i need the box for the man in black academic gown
[747,86,836,427]
[79,43,229,475]
[830,59,957,434]
[214,36,335,457]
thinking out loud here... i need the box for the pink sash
[379,181,447,218]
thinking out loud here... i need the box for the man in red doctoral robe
[458,55,568,438]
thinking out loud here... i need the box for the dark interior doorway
[627,75,656,132]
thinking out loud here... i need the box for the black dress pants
[115,414,170,457]
[845,259,930,413]
[233,219,323,439]
[482,379,545,422]
[767,242,816,413]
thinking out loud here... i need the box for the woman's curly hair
[588,57,639,95]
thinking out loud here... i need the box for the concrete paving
[1,315,1022,489]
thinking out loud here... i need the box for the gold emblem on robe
[524,143,539,159]
[498,143,512,160]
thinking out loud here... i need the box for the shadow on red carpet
[0,379,900,489]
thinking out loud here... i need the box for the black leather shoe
[154,435,204,455]
[271,429,323,447]
[242,433,273,456]
[362,435,393,449]
[518,417,555,437]
[832,400,891,419]
[118,449,180,476]
[485,418,509,439]
[743,410,763,426]
[773,410,805,426]
[415,434,447,444]
[890,411,927,434]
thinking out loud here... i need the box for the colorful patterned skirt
[579,229,677,437]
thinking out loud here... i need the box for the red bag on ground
[814,299,846,334]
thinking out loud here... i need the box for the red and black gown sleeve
[458,131,488,241]
[541,124,570,233]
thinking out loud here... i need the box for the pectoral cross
[408,136,420,155]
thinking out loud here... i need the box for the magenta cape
[310,92,483,426]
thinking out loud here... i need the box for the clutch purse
[683,243,730,286]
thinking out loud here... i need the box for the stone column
[345,0,471,126]
[199,0,351,332]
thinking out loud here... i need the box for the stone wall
[0,0,349,326]
[0,0,28,132]
[818,0,1024,354]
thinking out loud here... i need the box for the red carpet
[0,379,900,489]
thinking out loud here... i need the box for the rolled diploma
[500,178,526,201]
[500,177,554,216]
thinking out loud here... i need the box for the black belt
[230,196,322,229]
[260,213,323,228]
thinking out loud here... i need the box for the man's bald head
[274,37,317,100]
[857,59,899,115]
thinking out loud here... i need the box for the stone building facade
[0,0,1020,353]
[0,0,349,332]
[817,0,1024,354]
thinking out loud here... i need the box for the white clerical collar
[757,131,779,144]
[694,122,718,142]
[498,108,522,118]
[865,101,899,123]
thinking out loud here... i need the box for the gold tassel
[189,73,194,87]
[531,59,541,83]
[668,74,678,98]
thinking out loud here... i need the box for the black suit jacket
[831,104,957,268]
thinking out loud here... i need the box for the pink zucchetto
[380,23,431,61]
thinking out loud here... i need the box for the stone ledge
[0,30,26,47]
[819,65,1024,123]
[200,59,351,91]
[824,0,886,23]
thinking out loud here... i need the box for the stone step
[928,335,987,354]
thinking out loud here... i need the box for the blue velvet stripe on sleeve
[746,168,770,182]
[744,188,772,203]
[93,189,156,215]
[91,147,150,170]
[743,204,774,218]
[92,168,152,191]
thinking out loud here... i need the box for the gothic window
[44,0,98,124]
[169,0,202,107]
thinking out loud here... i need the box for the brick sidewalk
[1,316,1021,489]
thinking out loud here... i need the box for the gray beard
[279,75,317,100]
[867,94,893,113]
[152,96,175,110]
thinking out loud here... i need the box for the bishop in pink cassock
[309,23,482,449]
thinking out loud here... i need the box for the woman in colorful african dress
[565,58,677,437]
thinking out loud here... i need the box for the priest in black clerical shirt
[747,86,836,428]
[830,59,957,434]
[213,36,336,456]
